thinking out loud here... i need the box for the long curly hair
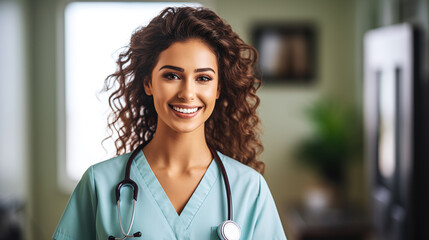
[103,6,265,174]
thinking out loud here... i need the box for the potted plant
[295,98,362,208]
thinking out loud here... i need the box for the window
[60,2,201,192]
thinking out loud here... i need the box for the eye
[197,75,213,82]
[163,72,180,80]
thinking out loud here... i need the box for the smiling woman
[54,6,287,240]
[146,39,219,134]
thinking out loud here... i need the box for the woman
[53,7,286,240]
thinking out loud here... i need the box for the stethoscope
[108,142,241,240]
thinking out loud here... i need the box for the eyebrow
[159,65,216,74]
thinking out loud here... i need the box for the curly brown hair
[103,6,265,174]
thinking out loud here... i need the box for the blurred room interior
[0,0,428,239]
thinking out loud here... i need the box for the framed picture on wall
[252,23,317,83]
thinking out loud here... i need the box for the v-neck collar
[133,150,219,234]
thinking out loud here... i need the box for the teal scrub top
[53,150,287,240]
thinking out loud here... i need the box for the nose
[177,78,196,101]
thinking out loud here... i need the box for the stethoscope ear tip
[134,232,142,237]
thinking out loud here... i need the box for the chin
[170,123,204,134]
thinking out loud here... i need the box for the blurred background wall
[216,0,361,207]
[0,0,427,239]
[0,0,30,239]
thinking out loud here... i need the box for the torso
[53,151,287,240]
[142,139,214,216]
[151,165,208,215]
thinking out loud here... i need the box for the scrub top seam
[180,157,218,227]
[132,151,179,236]
[186,163,220,230]
[89,166,98,216]
[52,229,72,240]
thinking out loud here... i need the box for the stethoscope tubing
[208,146,233,221]
[117,199,137,237]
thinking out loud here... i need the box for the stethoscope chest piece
[217,220,241,240]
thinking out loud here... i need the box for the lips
[171,106,199,113]
[169,104,203,118]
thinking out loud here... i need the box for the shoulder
[217,152,269,195]
[91,152,132,172]
[79,152,133,185]
[217,152,261,177]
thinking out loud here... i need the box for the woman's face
[145,38,219,134]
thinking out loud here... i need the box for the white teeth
[172,106,199,114]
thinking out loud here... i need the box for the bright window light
[64,2,200,184]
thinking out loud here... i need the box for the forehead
[155,39,218,71]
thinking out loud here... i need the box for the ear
[216,81,221,99]
[144,82,152,96]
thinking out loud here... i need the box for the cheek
[153,84,175,101]
[200,87,219,105]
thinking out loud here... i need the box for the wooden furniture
[283,206,372,240]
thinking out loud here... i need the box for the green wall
[28,0,67,238]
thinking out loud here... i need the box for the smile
[172,106,199,114]
[169,105,203,118]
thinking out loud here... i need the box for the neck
[143,121,212,171]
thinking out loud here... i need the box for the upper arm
[53,166,97,240]
[251,175,287,240]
